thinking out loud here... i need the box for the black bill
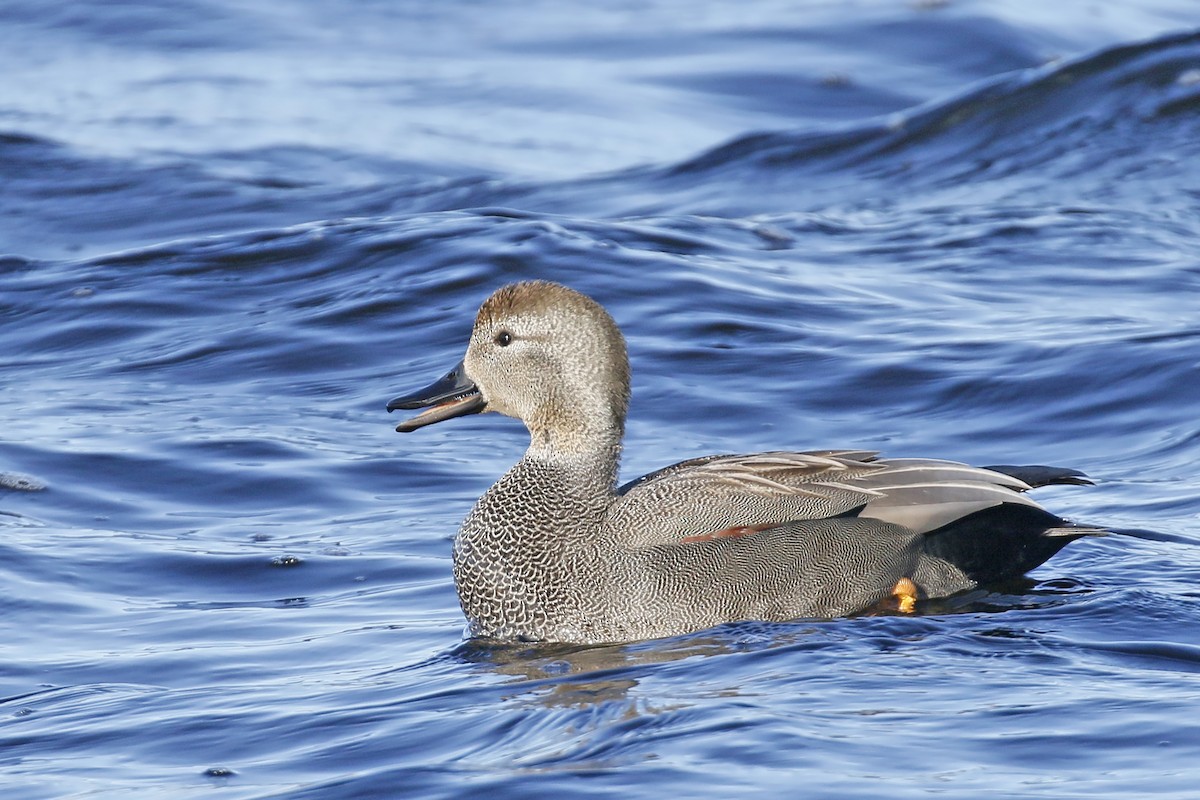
[387,360,486,432]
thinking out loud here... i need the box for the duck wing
[608,450,881,548]
[849,457,1043,534]
[608,451,1052,549]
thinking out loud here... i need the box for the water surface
[2,2,1200,798]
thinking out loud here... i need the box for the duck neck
[505,434,623,527]
[525,402,625,469]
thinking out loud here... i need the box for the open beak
[387,360,486,432]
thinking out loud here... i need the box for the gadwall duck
[389,281,1103,644]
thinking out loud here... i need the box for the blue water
[3,2,1200,797]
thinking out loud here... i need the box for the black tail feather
[921,503,1095,587]
[983,464,1093,489]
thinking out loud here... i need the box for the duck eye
[494,331,513,347]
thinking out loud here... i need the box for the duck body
[390,281,1102,644]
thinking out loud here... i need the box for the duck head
[388,281,631,454]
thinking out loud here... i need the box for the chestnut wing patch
[679,523,773,544]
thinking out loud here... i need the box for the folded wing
[607,451,1047,548]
